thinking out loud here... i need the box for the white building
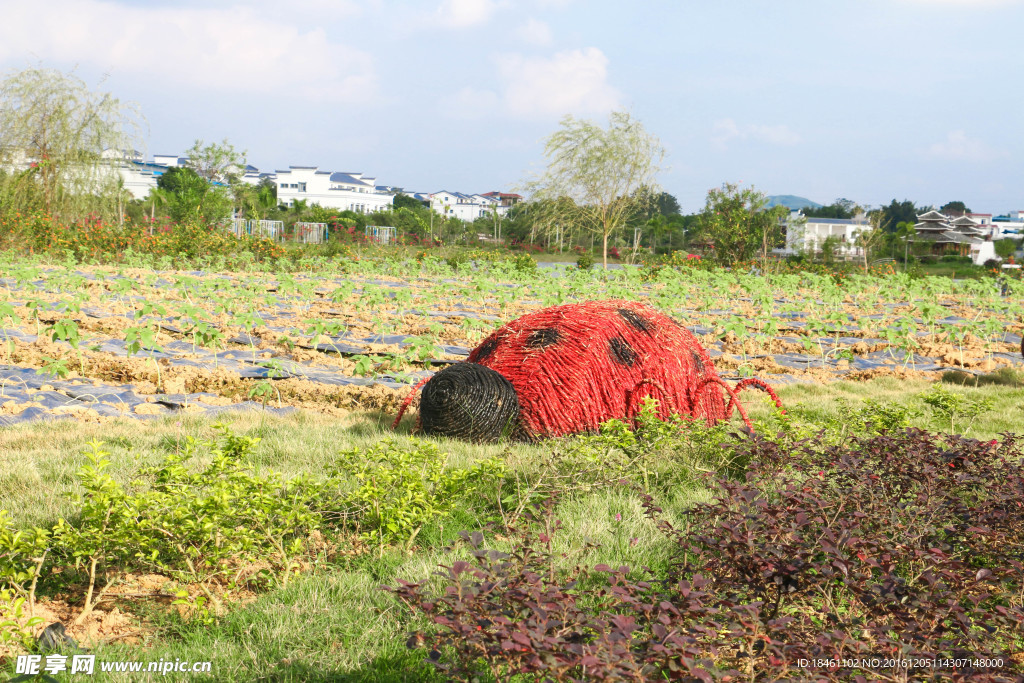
[428,191,521,222]
[992,211,1024,238]
[781,211,870,259]
[100,155,394,213]
[264,166,393,213]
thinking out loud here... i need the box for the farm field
[1,254,1022,427]
[1,252,1023,681]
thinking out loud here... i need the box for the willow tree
[526,111,665,268]
[0,67,144,222]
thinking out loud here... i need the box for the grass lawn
[1,375,1022,681]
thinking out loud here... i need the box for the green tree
[156,166,232,225]
[288,198,309,221]
[803,198,859,219]
[654,191,681,216]
[185,139,247,185]
[994,238,1018,260]
[185,139,249,219]
[231,177,278,220]
[143,186,173,225]
[819,235,840,266]
[891,221,917,264]
[394,193,428,210]
[880,199,922,233]
[940,200,971,216]
[0,66,144,222]
[525,111,665,268]
[697,183,787,265]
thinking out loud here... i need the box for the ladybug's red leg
[731,378,785,414]
[695,376,754,431]
[392,377,431,430]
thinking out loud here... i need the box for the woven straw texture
[466,299,727,439]
[418,362,521,443]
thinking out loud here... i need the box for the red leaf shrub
[389,430,1024,681]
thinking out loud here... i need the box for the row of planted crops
[0,252,1023,426]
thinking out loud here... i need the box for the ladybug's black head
[419,362,521,443]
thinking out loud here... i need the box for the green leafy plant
[329,440,504,551]
[51,441,137,624]
[0,589,43,655]
[0,510,50,617]
[35,355,69,380]
[919,383,995,435]
[46,317,86,374]
[351,354,376,377]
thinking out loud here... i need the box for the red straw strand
[392,376,430,430]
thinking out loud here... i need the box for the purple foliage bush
[387,429,1024,682]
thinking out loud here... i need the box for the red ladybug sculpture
[394,300,780,442]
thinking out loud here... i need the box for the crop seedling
[351,354,376,377]
[124,323,165,392]
[918,383,995,435]
[36,356,70,380]
[47,318,85,374]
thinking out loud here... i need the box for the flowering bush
[0,211,284,263]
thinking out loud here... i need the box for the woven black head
[419,362,521,443]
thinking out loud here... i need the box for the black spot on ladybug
[527,327,561,349]
[476,336,498,360]
[609,337,637,367]
[617,308,653,333]
[691,350,705,374]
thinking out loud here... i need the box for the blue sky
[1,0,1022,212]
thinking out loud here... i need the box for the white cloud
[496,48,620,118]
[441,86,501,120]
[515,18,553,45]
[0,0,376,103]
[433,0,500,28]
[711,118,801,148]
[927,130,1005,162]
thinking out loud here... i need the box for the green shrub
[444,252,469,271]
[0,590,42,655]
[512,252,537,273]
[918,383,995,434]
[0,511,50,598]
[328,440,504,550]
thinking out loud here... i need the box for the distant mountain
[766,195,822,211]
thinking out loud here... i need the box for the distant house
[152,154,189,168]
[428,191,519,222]
[780,211,870,259]
[92,149,180,200]
[992,210,1024,238]
[264,166,394,213]
[480,191,522,208]
[912,210,996,265]
[102,154,394,213]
